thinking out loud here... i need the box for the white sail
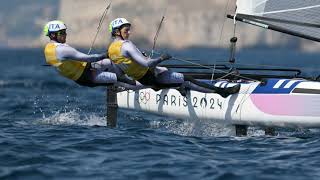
[237,0,320,15]
[236,0,267,15]
[235,0,320,42]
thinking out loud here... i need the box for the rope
[232,62,313,71]
[152,51,259,82]
[210,64,216,83]
[151,50,226,63]
[217,0,231,47]
[88,1,112,54]
[174,56,259,81]
[150,1,168,58]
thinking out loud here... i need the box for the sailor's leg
[155,69,184,85]
[153,69,240,98]
[184,75,241,98]
[92,59,139,89]
[116,74,148,90]
[93,71,117,84]
[153,70,187,94]
[116,81,147,91]
[117,74,136,85]
[182,81,215,93]
[91,59,117,84]
[92,58,126,78]
[91,59,112,71]
[156,71,218,92]
[156,72,213,93]
[94,70,146,90]
[184,75,216,90]
[155,71,212,95]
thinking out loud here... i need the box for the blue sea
[2,48,320,180]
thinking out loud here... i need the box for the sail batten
[235,0,320,42]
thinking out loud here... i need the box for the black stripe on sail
[227,14,320,42]
[238,14,320,29]
[292,88,320,94]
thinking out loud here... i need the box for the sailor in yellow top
[43,20,141,89]
[107,18,241,97]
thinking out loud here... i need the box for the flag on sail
[234,0,320,42]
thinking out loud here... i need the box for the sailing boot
[214,84,241,98]
[117,75,136,85]
[184,75,240,98]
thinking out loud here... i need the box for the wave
[35,110,106,127]
[0,79,79,89]
[32,108,318,138]
[120,110,265,137]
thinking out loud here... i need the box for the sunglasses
[57,31,67,36]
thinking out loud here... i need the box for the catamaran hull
[117,79,320,128]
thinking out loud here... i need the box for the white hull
[117,79,320,128]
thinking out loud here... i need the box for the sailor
[43,20,142,89]
[107,18,240,97]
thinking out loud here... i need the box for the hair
[120,24,131,30]
[111,31,117,37]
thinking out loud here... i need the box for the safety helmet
[43,20,67,36]
[109,18,131,34]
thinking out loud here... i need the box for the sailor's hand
[160,53,172,61]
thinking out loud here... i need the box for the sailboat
[115,0,320,134]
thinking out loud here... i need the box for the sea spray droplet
[37,110,106,127]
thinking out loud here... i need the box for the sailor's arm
[56,44,106,62]
[122,41,170,68]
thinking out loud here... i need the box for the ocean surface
[1,48,320,180]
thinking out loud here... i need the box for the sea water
[1,48,320,180]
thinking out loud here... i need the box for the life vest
[108,40,148,80]
[44,43,87,81]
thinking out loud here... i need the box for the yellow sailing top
[44,43,87,80]
[108,40,148,80]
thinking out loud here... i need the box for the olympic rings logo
[139,91,151,104]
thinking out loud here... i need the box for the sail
[234,0,320,42]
